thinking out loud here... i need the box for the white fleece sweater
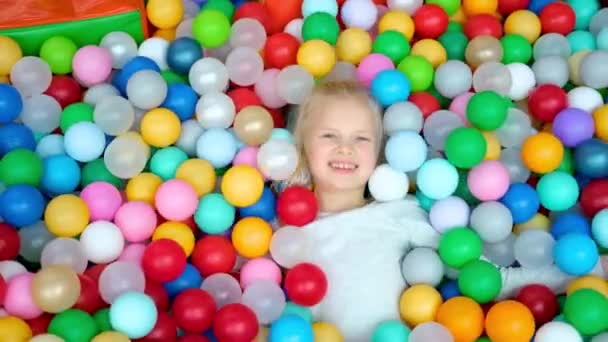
[280,197,603,342]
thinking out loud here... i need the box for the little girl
[275,80,605,341]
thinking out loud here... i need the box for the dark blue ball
[163,263,203,298]
[161,83,198,121]
[0,184,45,227]
[239,186,277,222]
[0,123,36,156]
[574,138,608,178]
[439,280,460,300]
[528,0,555,13]
[499,182,540,224]
[551,212,591,240]
[167,37,203,75]
[0,84,23,124]
[112,56,161,95]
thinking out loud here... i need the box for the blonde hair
[280,80,384,190]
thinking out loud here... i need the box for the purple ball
[552,108,595,147]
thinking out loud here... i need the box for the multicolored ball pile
[1,0,608,341]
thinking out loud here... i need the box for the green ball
[195,193,236,234]
[202,0,235,20]
[537,171,579,211]
[0,149,44,186]
[372,320,411,342]
[40,36,78,75]
[476,337,491,342]
[501,34,532,64]
[93,308,112,332]
[446,21,463,33]
[397,55,434,92]
[282,302,313,323]
[426,0,460,16]
[150,147,188,181]
[81,158,122,188]
[564,289,608,336]
[439,31,468,61]
[458,260,502,304]
[48,309,99,342]
[193,10,231,48]
[445,127,487,169]
[372,30,410,65]
[302,12,340,45]
[467,90,508,131]
[439,227,483,268]
[60,102,94,133]
[162,70,187,84]
[455,170,480,206]
[557,148,574,174]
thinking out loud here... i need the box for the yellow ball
[567,275,608,298]
[231,217,273,258]
[176,159,217,197]
[399,284,443,327]
[482,131,501,160]
[513,213,550,234]
[153,221,196,256]
[504,10,541,43]
[29,334,65,342]
[126,173,163,204]
[0,75,9,83]
[140,108,182,147]
[410,39,447,69]
[593,105,608,142]
[154,28,177,41]
[378,11,415,41]
[0,316,32,342]
[221,165,264,207]
[313,322,344,342]
[147,0,184,29]
[45,194,90,237]
[335,28,372,65]
[297,40,336,78]
[463,0,498,16]
[0,36,22,76]
[92,331,131,342]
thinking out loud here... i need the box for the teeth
[330,162,357,170]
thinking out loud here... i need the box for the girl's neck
[314,187,368,214]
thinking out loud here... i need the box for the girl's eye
[356,136,371,142]
[322,133,336,138]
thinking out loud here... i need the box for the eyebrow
[316,127,375,135]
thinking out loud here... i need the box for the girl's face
[304,97,379,193]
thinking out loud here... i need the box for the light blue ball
[270,128,294,144]
[110,291,158,339]
[36,134,65,158]
[302,0,338,18]
[371,320,411,342]
[269,315,313,342]
[416,158,459,200]
[592,208,608,248]
[537,171,579,212]
[195,193,236,234]
[385,130,427,172]
[371,69,411,107]
[553,233,599,276]
[64,122,106,162]
[41,154,81,195]
[196,128,238,168]
[281,302,313,323]
[597,28,608,50]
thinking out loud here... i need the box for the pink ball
[155,179,198,221]
[233,146,259,168]
[81,181,123,221]
[467,160,510,201]
[255,69,287,109]
[356,53,394,87]
[239,257,282,289]
[72,45,112,87]
[119,243,146,265]
[4,273,42,319]
[114,201,158,242]
[448,92,473,125]
[429,196,470,233]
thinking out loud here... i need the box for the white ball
[514,230,555,269]
[80,221,125,264]
[369,164,409,202]
[401,248,444,287]
[84,83,120,105]
[176,119,204,156]
[483,234,516,267]
[387,0,422,14]
[138,37,169,70]
[470,201,513,243]
[429,196,470,233]
[568,86,603,113]
[189,57,229,95]
[507,63,536,101]
[383,101,424,135]
[0,260,27,281]
[257,139,299,181]
[195,92,236,129]
[284,19,304,42]
[126,70,168,110]
[21,94,62,134]
[341,0,378,30]
[535,322,583,342]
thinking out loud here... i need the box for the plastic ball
[372,30,410,65]
[99,260,146,304]
[195,193,235,234]
[175,159,216,197]
[0,36,22,76]
[439,227,482,268]
[464,14,503,39]
[72,46,113,87]
[192,10,230,48]
[166,37,203,75]
[63,122,105,163]
[383,102,423,135]
[445,127,486,169]
[0,185,45,227]
[434,60,472,99]
[153,180,198,221]
[410,39,447,68]
[372,320,410,342]
[220,165,264,207]
[0,148,43,186]
[44,194,89,238]
[0,223,19,261]
[240,258,282,289]
[99,32,138,69]
[535,322,583,342]
[552,108,594,147]
[140,108,181,147]
[31,264,81,314]
[285,263,328,307]
[436,296,484,342]
[257,139,298,181]
[40,238,88,273]
[521,132,564,173]
[368,164,410,202]
[505,10,542,43]
[172,288,216,334]
[277,186,318,226]
[264,33,300,69]
[416,158,459,200]
[213,303,259,342]
[593,105,608,144]
[563,289,608,336]
[457,260,502,303]
[276,65,315,104]
[4,272,42,319]
[138,37,170,71]
[269,315,313,342]
[514,229,555,269]
[110,292,158,338]
[515,284,559,326]
[378,10,415,41]
[341,0,378,30]
[399,284,442,326]
[302,12,339,45]
[568,86,603,114]
[231,217,272,258]
[126,70,168,110]
[225,47,264,86]
[401,248,444,287]
[200,273,242,309]
[296,40,336,78]
[408,322,453,342]
[48,309,98,342]
[554,233,598,276]
[485,300,535,342]
[125,173,162,204]
[499,183,540,223]
[467,160,510,201]
[0,84,23,124]
[242,280,286,324]
[0,123,36,156]
[413,4,449,39]
[270,226,310,268]
[10,56,52,97]
[188,57,229,95]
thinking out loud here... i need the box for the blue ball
[41,154,81,195]
[64,122,106,163]
[551,212,591,240]
[0,84,23,124]
[385,130,427,172]
[574,138,608,178]
[371,69,411,107]
[499,182,540,224]
[239,186,277,222]
[554,233,599,276]
[112,56,161,95]
[0,123,36,156]
[161,83,198,121]
[35,134,65,158]
[196,128,238,168]
[167,37,204,75]
[269,315,313,342]
[110,291,158,339]
[439,280,460,300]
[163,263,203,298]
[0,184,45,227]
[591,208,608,248]
[528,0,555,13]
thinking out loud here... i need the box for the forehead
[309,97,377,131]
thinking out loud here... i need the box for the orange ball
[436,296,484,342]
[521,132,564,174]
[399,284,443,327]
[231,217,273,258]
[221,165,264,207]
[463,0,498,16]
[485,300,535,342]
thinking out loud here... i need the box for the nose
[335,141,354,155]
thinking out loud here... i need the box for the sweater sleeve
[391,198,441,250]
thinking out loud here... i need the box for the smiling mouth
[329,161,358,171]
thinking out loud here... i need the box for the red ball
[580,179,608,218]
[284,263,328,306]
[409,91,441,119]
[137,312,178,342]
[142,239,187,283]
[277,186,318,227]
[178,336,211,342]
[267,107,286,128]
[27,314,53,335]
[498,0,530,14]
[191,236,236,277]
[73,274,105,314]
[540,2,576,35]
[0,275,6,307]
[228,88,263,113]
[264,33,300,69]
[515,284,558,325]
[145,279,170,312]
[234,2,272,34]
[172,289,217,334]
[84,264,107,283]
[413,4,449,39]
[43,75,82,108]
[463,14,504,39]
[0,223,19,261]
[527,84,568,122]
[212,303,259,342]
[264,0,302,34]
